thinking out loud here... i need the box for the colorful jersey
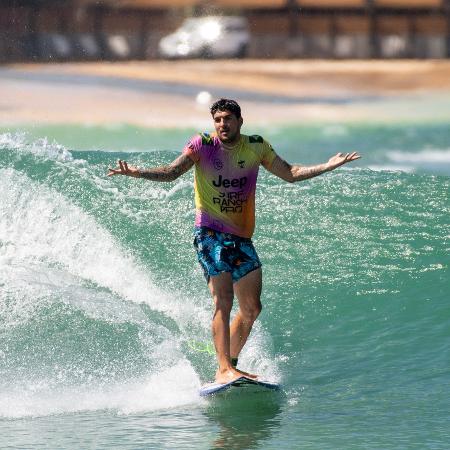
[183,132,277,238]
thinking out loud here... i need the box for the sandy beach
[1,60,450,127]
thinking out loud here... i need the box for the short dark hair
[210,98,241,119]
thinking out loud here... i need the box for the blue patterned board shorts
[193,227,262,283]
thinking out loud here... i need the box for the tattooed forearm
[290,163,329,182]
[138,166,182,182]
[267,152,359,184]
[138,154,194,182]
[269,156,329,183]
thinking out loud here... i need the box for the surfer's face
[213,110,242,144]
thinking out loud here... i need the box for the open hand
[327,152,361,171]
[107,160,140,177]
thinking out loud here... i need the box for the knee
[241,301,262,323]
[212,289,234,313]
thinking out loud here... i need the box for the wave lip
[367,164,415,173]
[0,132,75,163]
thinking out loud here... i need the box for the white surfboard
[199,376,281,397]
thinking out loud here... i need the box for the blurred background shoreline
[2,59,450,128]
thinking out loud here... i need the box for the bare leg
[230,268,262,374]
[208,272,257,383]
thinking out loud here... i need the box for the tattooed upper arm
[168,154,195,177]
[263,155,294,182]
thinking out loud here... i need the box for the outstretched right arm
[107,154,194,182]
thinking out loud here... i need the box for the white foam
[0,362,201,418]
[0,132,75,163]
[0,168,200,324]
[160,180,193,200]
[237,322,282,383]
[0,168,206,417]
[367,164,415,173]
[388,149,450,164]
[0,131,26,148]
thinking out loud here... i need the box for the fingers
[348,152,361,161]
[107,159,129,176]
[329,152,361,170]
[340,152,361,162]
[118,160,129,173]
[119,160,129,172]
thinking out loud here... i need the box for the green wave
[0,131,449,420]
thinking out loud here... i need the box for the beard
[218,129,239,144]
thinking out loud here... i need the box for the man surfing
[108,98,360,384]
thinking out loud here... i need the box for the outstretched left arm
[263,152,361,183]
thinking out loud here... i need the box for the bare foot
[236,368,258,379]
[215,367,259,384]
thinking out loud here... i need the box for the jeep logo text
[212,175,247,189]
